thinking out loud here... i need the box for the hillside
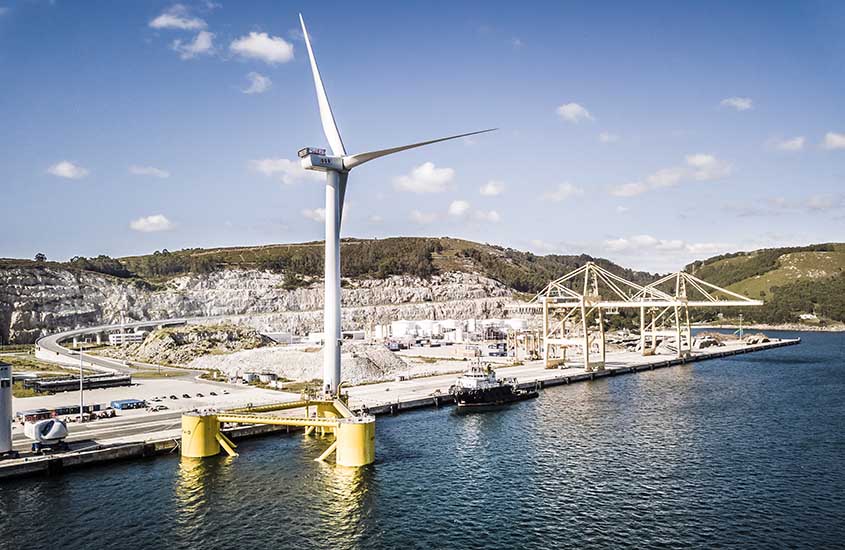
[4,237,657,295]
[0,238,657,345]
[686,243,845,325]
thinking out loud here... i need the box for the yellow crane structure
[180,397,375,467]
[532,262,762,371]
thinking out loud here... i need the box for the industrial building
[108,331,147,346]
[372,318,528,343]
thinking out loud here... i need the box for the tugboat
[449,361,538,408]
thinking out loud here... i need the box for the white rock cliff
[0,266,514,344]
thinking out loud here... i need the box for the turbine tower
[298,14,494,396]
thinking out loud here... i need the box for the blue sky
[1,0,844,271]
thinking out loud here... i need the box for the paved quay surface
[346,338,800,410]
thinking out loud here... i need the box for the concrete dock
[0,337,800,480]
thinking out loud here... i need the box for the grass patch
[131,369,185,379]
[0,344,35,353]
[1,354,98,376]
[12,381,39,398]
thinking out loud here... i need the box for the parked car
[209,392,218,396]
[182,394,190,399]
[169,395,178,400]
[196,393,204,398]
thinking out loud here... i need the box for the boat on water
[449,362,538,408]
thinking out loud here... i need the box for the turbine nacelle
[299,149,344,172]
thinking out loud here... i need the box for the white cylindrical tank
[416,320,434,336]
[391,320,416,338]
[505,318,528,331]
[0,362,12,454]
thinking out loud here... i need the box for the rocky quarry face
[96,323,271,365]
[0,266,515,344]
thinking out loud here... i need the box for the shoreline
[695,323,845,333]
[0,338,802,480]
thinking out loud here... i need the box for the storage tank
[416,320,434,337]
[505,318,528,331]
[0,362,11,454]
[390,320,416,338]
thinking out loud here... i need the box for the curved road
[35,318,190,374]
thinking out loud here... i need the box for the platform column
[181,412,220,458]
[335,417,376,467]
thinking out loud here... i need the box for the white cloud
[598,132,619,143]
[149,5,206,30]
[610,153,731,197]
[249,158,322,185]
[822,132,845,150]
[172,30,214,59]
[727,195,845,217]
[301,208,326,222]
[368,215,383,224]
[530,239,559,253]
[130,214,173,232]
[410,210,438,224]
[511,38,523,48]
[543,182,583,202]
[772,136,805,152]
[610,182,648,197]
[615,205,629,213]
[474,210,501,223]
[720,97,753,111]
[448,200,471,217]
[129,165,170,178]
[685,153,732,181]
[242,72,272,94]
[646,167,685,188]
[685,242,729,255]
[479,180,505,196]
[806,194,843,211]
[47,161,88,179]
[0,7,9,16]
[393,162,454,193]
[230,32,294,64]
[603,234,731,257]
[556,102,593,123]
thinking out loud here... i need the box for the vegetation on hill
[6,237,842,326]
[0,238,655,296]
[687,243,845,325]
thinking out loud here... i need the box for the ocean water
[1,330,843,549]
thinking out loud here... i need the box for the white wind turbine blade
[299,14,346,156]
[342,128,496,170]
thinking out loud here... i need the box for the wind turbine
[297,14,494,396]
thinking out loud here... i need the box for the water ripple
[1,332,843,549]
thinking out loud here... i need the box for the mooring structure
[180,398,375,467]
[532,262,762,370]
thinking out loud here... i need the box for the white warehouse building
[379,318,528,342]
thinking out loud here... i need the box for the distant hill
[49,237,657,295]
[6,238,843,327]
[686,243,845,325]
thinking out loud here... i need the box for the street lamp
[74,347,84,423]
